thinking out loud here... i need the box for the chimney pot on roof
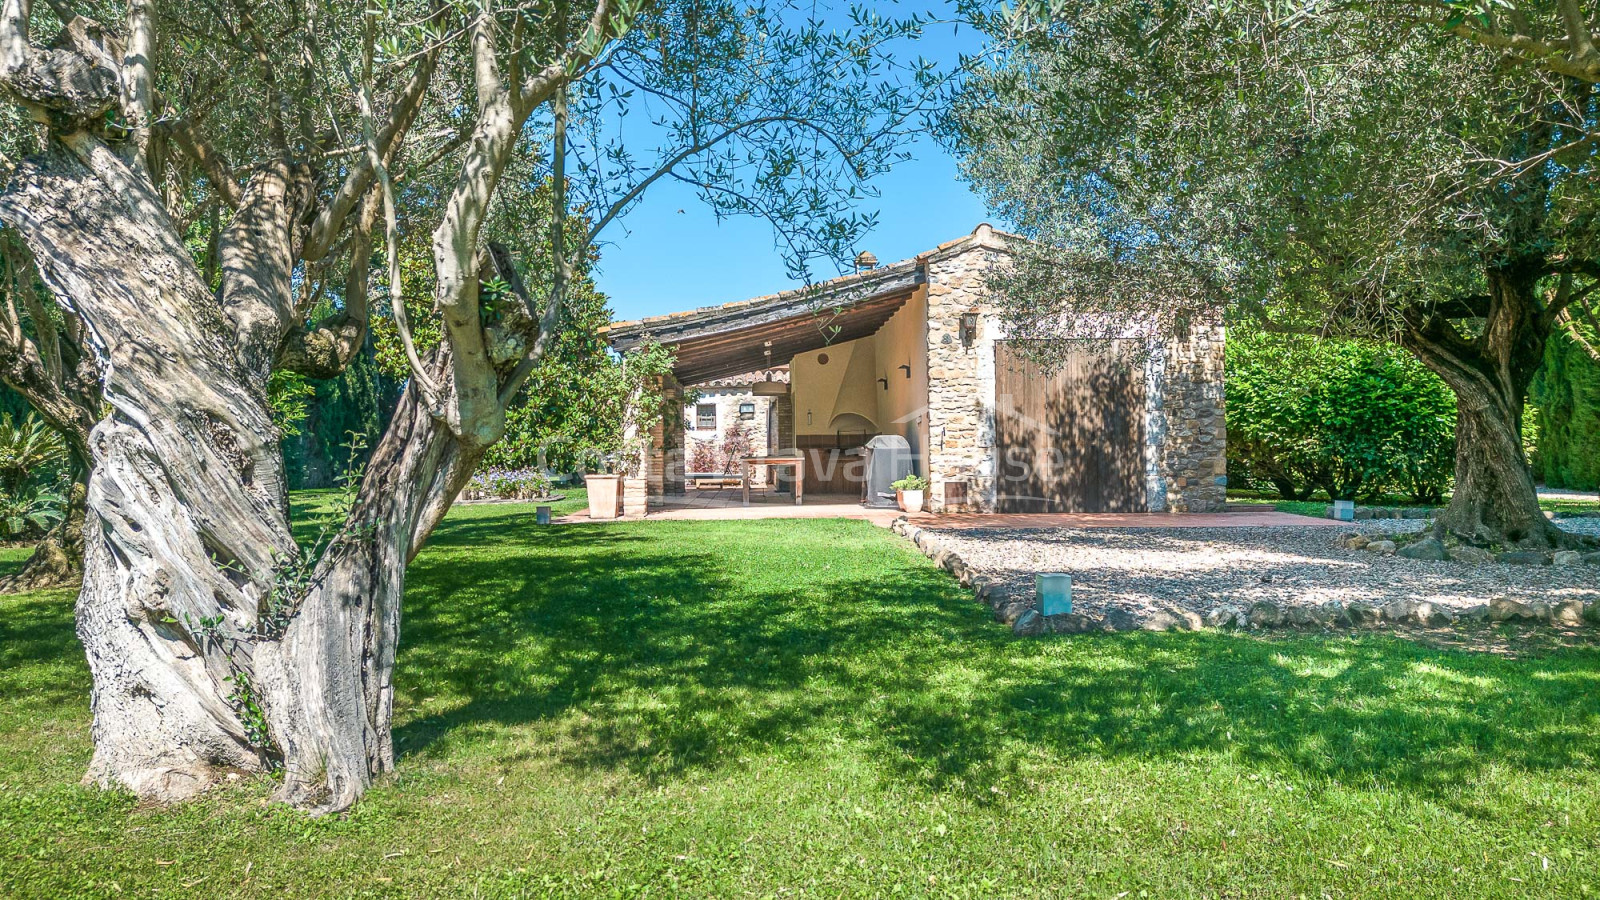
[854,251,878,271]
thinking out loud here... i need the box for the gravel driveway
[933,518,1600,618]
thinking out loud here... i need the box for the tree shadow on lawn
[0,588,90,715]
[394,521,939,777]
[870,632,1600,807]
[392,512,1600,806]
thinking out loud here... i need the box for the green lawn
[1229,492,1600,517]
[3,502,1600,897]
[0,544,31,580]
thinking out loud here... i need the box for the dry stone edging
[1338,530,1600,568]
[890,517,1600,638]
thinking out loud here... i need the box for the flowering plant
[465,467,554,501]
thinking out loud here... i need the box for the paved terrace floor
[556,490,1341,529]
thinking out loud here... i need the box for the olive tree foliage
[0,0,932,813]
[948,1,1600,548]
[1327,0,1600,86]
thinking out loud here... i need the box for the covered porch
[607,253,933,516]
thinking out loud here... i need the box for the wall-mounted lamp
[959,312,979,349]
[877,376,889,390]
[898,364,911,379]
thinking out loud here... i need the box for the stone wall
[1157,321,1227,512]
[921,227,1227,514]
[923,229,1008,512]
[684,385,779,485]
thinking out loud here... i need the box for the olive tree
[1355,0,1600,85]
[1,0,929,812]
[949,2,1600,548]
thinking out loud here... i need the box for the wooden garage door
[993,341,1148,513]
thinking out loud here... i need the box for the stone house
[683,368,788,485]
[606,225,1227,515]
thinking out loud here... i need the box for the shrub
[688,437,721,474]
[717,422,756,472]
[0,483,65,539]
[1226,331,1456,502]
[0,412,67,496]
[0,413,71,539]
[281,344,401,489]
[892,475,929,492]
[489,338,677,477]
[1531,323,1600,491]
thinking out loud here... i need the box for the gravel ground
[934,519,1600,618]
[1541,487,1600,501]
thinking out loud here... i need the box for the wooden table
[741,455,805,506]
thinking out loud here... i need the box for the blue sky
[590,15,995,323]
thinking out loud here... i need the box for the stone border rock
[890,517,1600,638]
[1339,530,1600,567]
[891,517,1031,622]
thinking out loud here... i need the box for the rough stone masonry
[921,227,1227,513]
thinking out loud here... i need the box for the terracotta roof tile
[695,367,791,388]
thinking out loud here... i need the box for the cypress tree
[1532,329,1600,491]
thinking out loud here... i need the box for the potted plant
[584,468,625,519]
[892,474,929,513]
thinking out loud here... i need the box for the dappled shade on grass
[2,501,1599,896]
[395,509,1600,797]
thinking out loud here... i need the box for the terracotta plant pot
[898,489,924,513]
[585,473,624,520]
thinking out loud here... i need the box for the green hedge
[1226,331,1456,502]
[1531,325,1600,491]
[278,341,401,489]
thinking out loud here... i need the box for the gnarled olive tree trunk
[1404,267,1575,548]
[4,136,299,797]
[256,375,482,812]
[0,133,479,807]
[1,0,613,814]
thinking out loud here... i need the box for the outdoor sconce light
[1036,573,1072,616]
[898,364,911,378]
[959,312,979,349]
